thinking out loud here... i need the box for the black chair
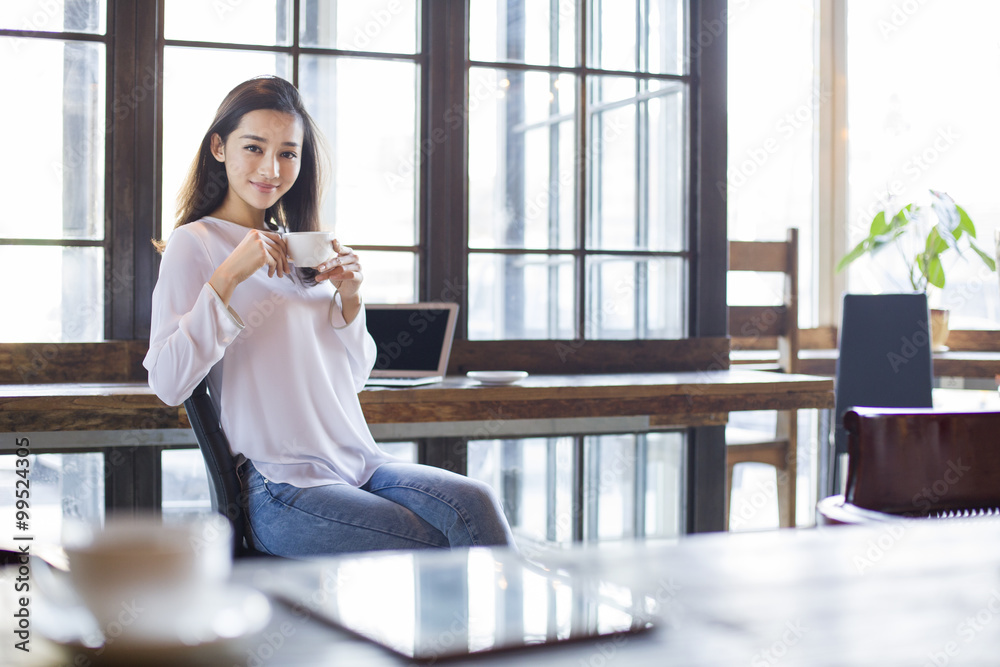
[822,293,934,497]
[184,378,268,558]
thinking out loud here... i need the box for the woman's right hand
[208,229,289,306]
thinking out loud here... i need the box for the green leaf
[925,255,945,289]
[868,210,888,236]
[956,205,977,239]
[969,239,997,272]
[924,227,948,256]
[836,239,870,272]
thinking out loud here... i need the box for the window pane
[470,0,577,67]
[300,0,418,54]
[360,250,416,304]
[161,47,291,236]
[300,57,417,247]
[646,80,687,252]
[584,433,684,541]
[585,255,685,339]
[589,0,685,75]
[588,77,685,252]
[0,0,106,34]
[376,442,416,462]
[469,253,575,340]
[165,0,292,46]
[469,67,577,251]
[0,453,104,547]
[846,0,1000,327]
[161,448,211,522]
[467,438,575,545]
[0,246,103,342]
[0,38,105,240]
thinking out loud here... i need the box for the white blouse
[143,217,392,488]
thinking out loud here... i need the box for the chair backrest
[728,228,800,374]
[183,378,258,557]
[833,293,934,460]
[844,407,1000,516]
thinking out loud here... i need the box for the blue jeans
[237,459,515,556]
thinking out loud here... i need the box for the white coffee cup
[63,515,232,639]
[285,231,335,268]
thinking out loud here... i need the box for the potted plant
[837,189,996,349]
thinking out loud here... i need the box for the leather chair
[818,407,1000,524]
[726,228,800,528]
[184,378,268,557]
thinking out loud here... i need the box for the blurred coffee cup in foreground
[63,514,232,638]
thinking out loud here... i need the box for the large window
[468,0,689,340]
[844,0,1000,327]
[0,0,108,342]
[162,0,421,304]
[2,0,714,348]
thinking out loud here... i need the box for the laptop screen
[366,303,458,378]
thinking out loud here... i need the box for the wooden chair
[726,228,799,528]
[818,407,1000,524]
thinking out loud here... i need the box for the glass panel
[469,67,577,251]
[361,250,416,304]
[0,38,105,240]
[0,246,103,342]
[585,255,685,339]
[299,0,418,54]
[300,56,418,247]
[727,0,815,324]
[727,271,783,308]
[589,0,685,75]
[583,433,683,542]
[468,253,575,340]
[467,438,575,546]
[0,0,106,34]
[161,47,291,237]
[726,271,785,306]
[376,442,417,462]
[469,0,577,67]
[161,448,211,523]
[646,80,686,252]
[642,432,684,539]
[591,0,638,72]
[164,0,292,46]
[846,0,1000,327]
[588,77,686,253]
[0,453,104,547]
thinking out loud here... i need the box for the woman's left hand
[316,239,363,299]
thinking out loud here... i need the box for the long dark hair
[158,75,327,250]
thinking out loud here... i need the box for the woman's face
[211,109,305,222]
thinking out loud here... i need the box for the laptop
[262,548,657,662]
[365,302,459,387]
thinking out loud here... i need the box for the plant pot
[930,308,949,351]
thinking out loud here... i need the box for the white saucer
[467,370,529,386]
[37,584,272,665]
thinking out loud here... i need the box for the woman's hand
[316,239,363,323]
[316,240,363,295]
[209,229,289,306]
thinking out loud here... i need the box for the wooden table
[10,518,1000,666]
[0,370,833,532]
[0,370,833,433]
[795,348,1000,379]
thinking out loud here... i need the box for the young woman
[145,76,514,555]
